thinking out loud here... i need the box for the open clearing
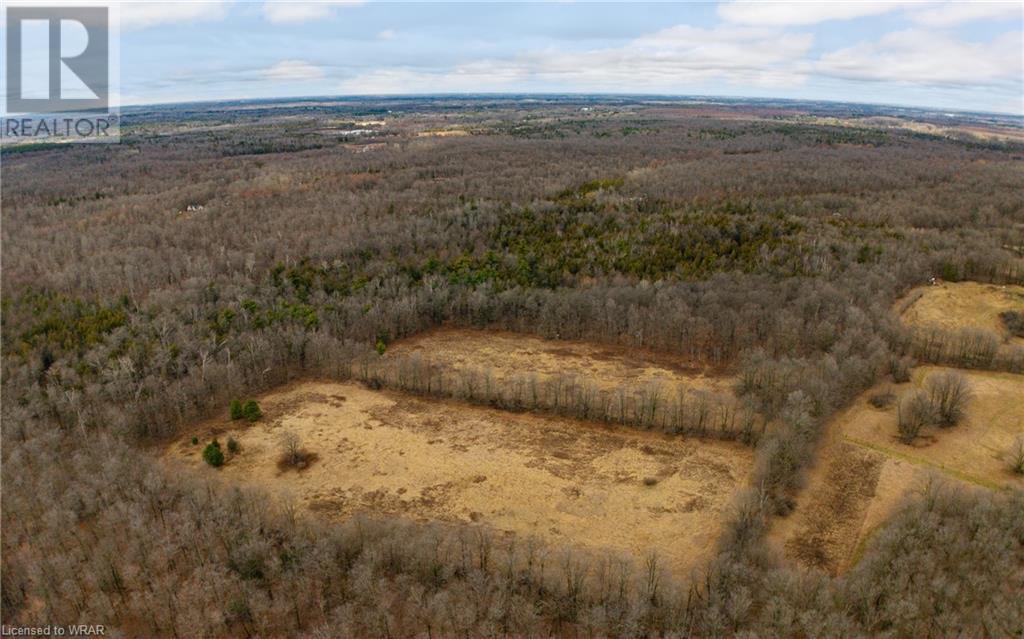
[387,328,735,396]
[770,366,1023,575]
[897,281,1024,346]
[167,381,752,575]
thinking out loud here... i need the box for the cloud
[717,1,904,26]
[120,1,231,31]
[260,60,326,82]
[816,29,1023,88]
[908,2,1023,28]
[377,29,396,40]
[261,1,363,24]
[339,24,814,94]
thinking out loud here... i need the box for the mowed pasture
[167,381,752,575]
[770,366,1024,574]
[898,281,1024,347]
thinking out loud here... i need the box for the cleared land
[770,366,1023,574]
[167,381,752,575]
[897,281,1024,346]
[387,328,734,395]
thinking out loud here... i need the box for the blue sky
[10,1,1024,114]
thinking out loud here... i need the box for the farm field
[167,381,753,575]
[387,328,734,395]
[770,366,1024,574]
[898,281,1024,346]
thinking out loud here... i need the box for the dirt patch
[897,281,1024,346]
[769,366,1023,574]
[166,381,753,575]
[387,328,734,395]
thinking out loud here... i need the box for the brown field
[897,281,1024,346]
[416,129,471,138]
[770,366,1024,574]
[166,381,752,575]
[387,328,735,395]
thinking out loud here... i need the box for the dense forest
[2,98,1023,637]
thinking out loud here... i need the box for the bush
[1010,436,1024,475]
[925,371,970,427]
[227,437,240,454]
[191,436,199,445]
[229,400,244,420]
[241,400,262,422]
[202,440,224,467]
[869,388,895,409]
[897,391,932,444]
[1000,310,1024,338]
[277,431,316,471]
[375,338,387,355]
[889,356,914,383]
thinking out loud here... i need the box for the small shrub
[1010,436,1024,475]
[227,437,240,454]
[229,400,244,420]
[897,391,932,444]
[1000,310,1024,338]
[869,389,895,409]
[241,400,262,422]
[643,477,659,487]
[889,356,914,384]
[277,431,317,471]
[191,436,199,445]
[925,371,970,427]
[202,440,225,467]
[375,338,387,355]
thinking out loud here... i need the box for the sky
[5,1,1024,114]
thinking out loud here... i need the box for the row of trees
[358,352,764,444]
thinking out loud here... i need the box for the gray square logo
[6,6,109,113]
[4,5,118,143]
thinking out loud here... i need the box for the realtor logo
[5,6,109,112]
[3,6,118,142]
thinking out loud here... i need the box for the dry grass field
[387,328,735,395]
[898,281,1024,346]
[770,366,1024,574]
[167,381,752,575]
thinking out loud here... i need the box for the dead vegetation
[772,365,1023,574]
[167,380,753,575]
[275,431,318,472]
[369,329,762,443]
[899,282,1024,344]
[6,101,1024,636]
[898,282,1024,373]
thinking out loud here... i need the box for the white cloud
[817,29,1023,87]
[339,24,814,94]
[261,1,363,24]
[260,59,326,82]
[120,1,231,31]
[908,2,1023,28]
[717,1,905,26]
[377,29,396,40]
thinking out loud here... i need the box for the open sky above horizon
[6,1,1024,115]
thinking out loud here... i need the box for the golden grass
[897,281,1024,346]
[166,381,753,575]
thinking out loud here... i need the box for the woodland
[2,98,1023,637]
